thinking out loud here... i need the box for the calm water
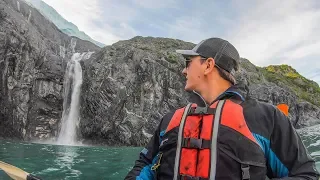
[0,125,319,179]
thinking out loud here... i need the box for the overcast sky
[40,0,320,85]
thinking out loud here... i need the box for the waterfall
[57,52,93,145]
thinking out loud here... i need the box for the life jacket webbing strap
[178,175,209,180]
[209,100,226,180]
[181,138,211,149]
[188,107,215,115]
[173,103,193,180]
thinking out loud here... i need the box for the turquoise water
[296,124,320,171]
[0,140,142,179]
[0,125,319,179]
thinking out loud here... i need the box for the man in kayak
[125,37,320,179]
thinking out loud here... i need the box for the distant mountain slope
[24,0,105,47]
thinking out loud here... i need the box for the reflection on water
[54,146,82,179]
[33,145,83,179]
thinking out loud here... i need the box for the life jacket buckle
[194,107,207,115]
[188,107,215,115]
[190,138,203,149]
[182,138,208,149]
[241,164,250,180]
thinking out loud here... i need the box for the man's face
[182,55,207,91]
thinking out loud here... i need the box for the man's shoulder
[235,98,277,140]
[163,105,187,119]
[159,105,190,130]
[242,97,277,114]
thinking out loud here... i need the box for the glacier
[24,0,105,47]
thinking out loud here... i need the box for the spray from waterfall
[57,52,93,145]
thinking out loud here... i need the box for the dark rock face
[80,37,193,146]
[0,0,99,140]
[81,37,320,146]
[0,0,319,146]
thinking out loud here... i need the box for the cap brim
[176,50,199,56]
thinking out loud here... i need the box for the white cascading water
[57,52,93,145]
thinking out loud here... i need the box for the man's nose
[182,67,187,76]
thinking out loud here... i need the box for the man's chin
[184,85,193,92]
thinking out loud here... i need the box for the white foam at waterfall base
[56,52,93,146]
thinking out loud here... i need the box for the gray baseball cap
[176,37,240,75]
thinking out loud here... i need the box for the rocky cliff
[80,37,193,145]
[0,0,100,140]
[80,36,320,146]
[0,0,319,146]
[237,59,320,128]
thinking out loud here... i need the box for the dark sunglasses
[185,56,208,68]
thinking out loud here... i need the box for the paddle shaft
[0,161,42,180]
[27,174,42,180]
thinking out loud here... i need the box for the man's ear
[204,58,215,75]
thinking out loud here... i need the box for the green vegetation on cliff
[261,65,320,106]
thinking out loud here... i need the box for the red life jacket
[164,99,262,180]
